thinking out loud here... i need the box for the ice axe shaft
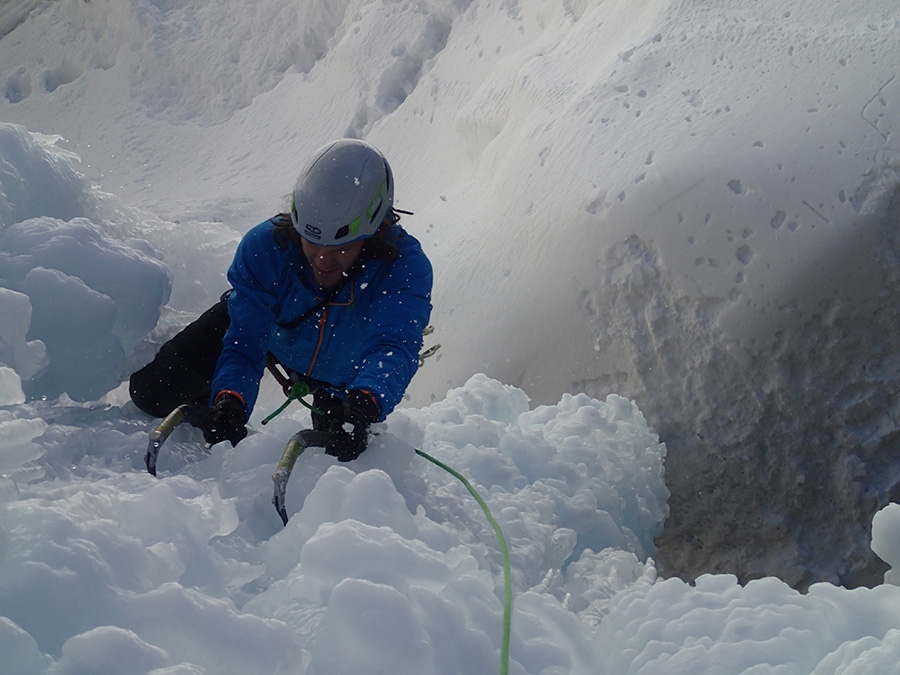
[272,429,332,526]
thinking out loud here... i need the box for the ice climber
[130,139,434,462]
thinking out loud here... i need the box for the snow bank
[0,374,666,674]
[1,370,900,673]
[0,122,246,401]
[598,572,900,674]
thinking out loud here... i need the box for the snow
[1,0,900,672]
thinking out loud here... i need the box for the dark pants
[129,292,342,426]
[129,295,231,418]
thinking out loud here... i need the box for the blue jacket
[211,217,433,418]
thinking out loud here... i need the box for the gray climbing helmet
[290,139,394,245]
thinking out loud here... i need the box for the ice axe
[271,428,332,525]
[143,405,329,526]
[144,404,208,476]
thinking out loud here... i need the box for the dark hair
[272,212,401,262]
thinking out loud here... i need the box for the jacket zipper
[306,307,328,377]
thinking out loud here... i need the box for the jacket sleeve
[210,223,282,414]
[349,236,433,418]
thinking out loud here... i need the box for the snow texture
[1,0,900,672]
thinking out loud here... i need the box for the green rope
[414,448,513,675]
[271,425,514,672]
[261,382,323,425]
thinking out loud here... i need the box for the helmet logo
[304,224,322,240]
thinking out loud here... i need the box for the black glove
[310,390,343,432]
[197,392,248,447]
[324,389,380,462]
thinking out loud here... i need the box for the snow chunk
[0,218,170,401]
[0,413,45,476]
[0,287,45,380]
[0,616,48,675]
[0,366,25,405]
[54,626,171,675]
[872,503,900,586]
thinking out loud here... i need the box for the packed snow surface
[2,0,900,672]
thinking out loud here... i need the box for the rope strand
[414,448,513,675]
[260,381,323,425]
